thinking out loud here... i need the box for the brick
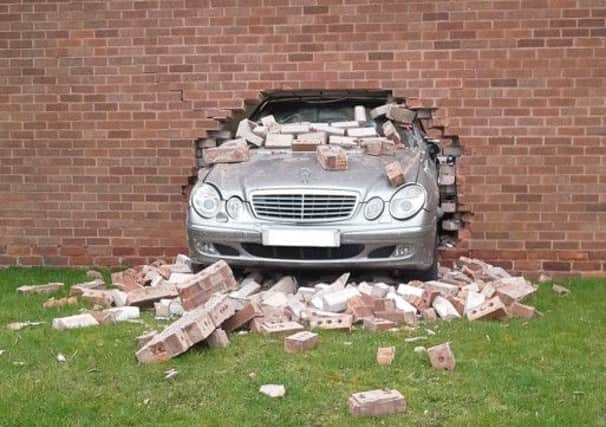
[310,123,345,135]
[385,161,405,187]
[207,328,230,348]
[432,296,461,320]
[331,120,359,129]
[126,284,178,308]
[316,145,348,171]
[203,140,250,164]
[346,296,374,321]
[354,105,367,123]
[347,127,377,138]
[292,132,326,151]
[427,342,456,370]
[509,301,541,319]
[136,330,158,350]
[17,282,64,295]
[363,317,396,332]
[385,105,415,123]
[284,331,318,353]
[369,104,390,119]
[421,308,438,322]
[52,313,99,330]
[308,313,353,331]
[552,284,570,295]
[222,301,262,332]
[177,260,237,311]
[260,321,304,335]
[136,305,216,364]
[348,389,406,417]
[374,309,415,326]
[495,277,536,305]
[111,271,143,292]
[81,289,114,308]
[376,346,395,366]
[280,123,310,134]
[265,133,293,148]
[206,294,237,327]
[382,121,402,143]
[466,296,508,321]
[236,119,263,146]
[260,115,280,133]
[328,135,358,148]
[424,281,459,297]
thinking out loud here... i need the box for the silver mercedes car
[187,90,440,279]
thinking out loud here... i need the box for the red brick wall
[1,0,605,276]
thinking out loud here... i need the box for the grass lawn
[0,267,605,426]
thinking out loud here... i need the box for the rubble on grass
[17,282,64,295]
[348,389,406,417]
[259,384,286,398]
[7,321,44,331]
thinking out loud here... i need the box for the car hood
[204,148,424,201]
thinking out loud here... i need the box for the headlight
[191,184,221,218]
[389,184,426,220]
[226,196,244,219]
[364,197,384,220]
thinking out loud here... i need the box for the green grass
[0,267,605,426]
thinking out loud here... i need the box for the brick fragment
[280,123,310,134]
[310,123,345,135]
[369,104,390,119]
[126,284,178,308]
[328,135,358,148]
[427,342,456,370]
[331,120,359,128]
[265,133,293,148]
[43,296,78,308]
[495,277,536,305]
[466,296,508,321]
[203,140,250,164]
[17,282,64,295]
[346,296,374,321]
[222,301,262,332]
[177,260,237,311]
[354,105,367,123]
[385,161,405,187]
[552,284,570,295]
[376,346,396,366]
[70,279,105,296]
[136,330,158,350]
[347,127,377,138]
[363,317,396,332]
[260,114,280,133]
[111,271,143,292]
[382,121,401,143]
[348,389,406,417]
[52,313,99,330]
[432,296,461,320]
[284,331,318,353]
[81,289,114,308]
[510,301,542,319]
[308,313,353,331]
[316,145,348,170]
[207,328,230,348]
[385,105,415,123]
[236,119,263,146]
[421,308,438,322]
[260,321,304,335]
[206,294,237,327]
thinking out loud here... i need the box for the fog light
[195,240,218,255]
[392,244,413,258]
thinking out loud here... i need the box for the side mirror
[426,141,441,159]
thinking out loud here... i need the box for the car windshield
[252,98,386,124]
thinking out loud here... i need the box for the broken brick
[308,313,353,331]
[260,321,304,335]
[203,140,250,164]
[126,284,178,308]
[177,260,237,311]
[363,317,396,332]
[466,296,508,321]
[495,277,536,305]
[510,301,542,319]
[265,133,293,148]
[52,313,99,330]
[382,121,401,143]
[385,161,405,187]
[376,346,396,366]
[81,289,114,308]
[427,342,456,370]
[17,282,64,295]
[207,328,230,348]
[316,145,348,170]
[236,119,264,146]
[346,296,374,321]
[552,284,570,295]
[222,301,262,332]
[354,105,367,123]
[284,331,318,353]
[347,127,377,138]
[328,135,358,148]
[385,105,415,123]
[421,308,438,322]
[348,389,406,417]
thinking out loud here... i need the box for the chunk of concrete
[259,384,285,398]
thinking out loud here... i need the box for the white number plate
[262,228,340,248]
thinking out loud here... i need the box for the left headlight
[191,184,221,218]
[364,197,384,220]
[389,184,426,220]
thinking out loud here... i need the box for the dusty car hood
[204,149,422,201]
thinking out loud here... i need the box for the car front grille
[241,243,364,260]
[251,191,357,222]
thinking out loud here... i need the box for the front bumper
[187,221,436,270]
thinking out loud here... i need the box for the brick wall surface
[1,0,605,276]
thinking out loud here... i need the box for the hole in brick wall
[187,90,467,248]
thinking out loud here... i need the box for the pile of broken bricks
[9,254,572,418]
[202,103,419,189]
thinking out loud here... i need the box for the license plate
[262,228,340,248]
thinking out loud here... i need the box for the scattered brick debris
[376,346,396,366]
[316,145,348,170]
[284,331,318,353]
[552,284,570,295]
[427,342,456,370]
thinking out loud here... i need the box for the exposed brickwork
[1,0,605,276]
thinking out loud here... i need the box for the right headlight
[389,184,426,220]
[191,184,221,218]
